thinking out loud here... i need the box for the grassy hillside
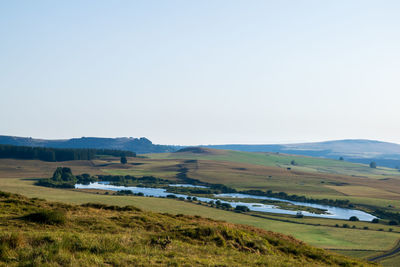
[1,177,399,254]
[149,148,400,178]
[1,157,400,265]
[0,191,370,267]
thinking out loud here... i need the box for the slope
[0,191,370,266]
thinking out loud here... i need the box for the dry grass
[0,191,372,267]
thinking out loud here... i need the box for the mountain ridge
[0,135,181,154]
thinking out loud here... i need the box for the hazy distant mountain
[206,139,400,168]
[0,135,181,154]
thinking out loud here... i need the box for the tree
[52,167,74,182]
[339,157,344,161]
[290,160,297,166]
[369,161,377,168]
[371,218,379,223]
[120,156,127,164]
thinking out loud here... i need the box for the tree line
[0,144,136,162]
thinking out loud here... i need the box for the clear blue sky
[1,1,400,145]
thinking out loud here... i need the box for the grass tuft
[22,209,66,225]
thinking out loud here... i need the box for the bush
[220,203,232,209]
[235,205,250,212]
[388,220,398,225]
[116,190,133,195]
[23,210,66,225]
[371,218,379,223]
[349,216,359,221]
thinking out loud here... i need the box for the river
[75,182,377,221]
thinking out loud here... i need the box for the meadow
[0,175,399,262]
[2,191,371,266]
[1,151,400,265]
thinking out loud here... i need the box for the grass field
[1,155,400,265]
[380,254,400,267]
[2,191,371,266]
[0,177,399,254]
[148,149,400,178]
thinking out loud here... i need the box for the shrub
[0,191,11,198]
[388,220,398,225]
[235,205,250,212]
[349,216,359,221]
[371,218,379,223]
[220,203,232,209]
[116,190,133,195]
[23,210,66,225]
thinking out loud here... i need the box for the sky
[1,1,400,145]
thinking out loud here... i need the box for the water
[75,182,377,221]
[169,184,208,188]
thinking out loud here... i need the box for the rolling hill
[206,139,400,168]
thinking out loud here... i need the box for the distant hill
[0,135,181,154]
[2,135,400,168]
[206,139,400,168]
[175,147,223,155]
